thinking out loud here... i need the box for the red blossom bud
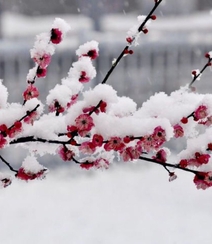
[179,159,188,168]
[208,143,212,151]
[191,70,197,76]
[126,37,133,44]
[100,101,107,113]
[142,28,148,34]
[181,117,188,124]
[123,136,131,143]
[205,53,210,59]
[150,15,157,20]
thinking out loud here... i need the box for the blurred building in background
[1,0,212,31]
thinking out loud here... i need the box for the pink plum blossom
[193,172,212,190]
[79,141,96,154]
[23,85,39,101]
[194,105,208,121]
[104,137,125,152]
[75,114,94,136]
[57,145,75,161]
[173,124,184,138]
[33,53,51,68]
[121,145,142,161]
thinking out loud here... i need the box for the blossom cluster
[0,0,212,191]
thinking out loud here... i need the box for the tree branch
[139,156,200,175]
[0,155,18,173]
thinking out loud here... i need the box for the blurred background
[0,0,212,105]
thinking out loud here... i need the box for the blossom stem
[71,157,81,164]
[0,155,18,173]
[10,136,81,145]
[189,57,212,87]
[8,104,40,131]
[138,0,162,33]
[139,155,199,175]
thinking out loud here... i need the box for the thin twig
[10,136,80,146]
[139,155,199,175]
[189,57,212,87]
[101,0,163,85]
[0,155,18,173]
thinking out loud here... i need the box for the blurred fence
[0,39,212,107]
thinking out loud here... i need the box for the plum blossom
[169,172,177,182]
[0,134,7,149]
[193,172,212,190]
[79,141,96,154]
[16,168,47,181]
[50,18,70,44]
[36,67,47,78]
[94,158,110,169]
[58,145,75,161]
[79,71,90,83]
[152,149,168,163]
[121,145,142,161]
[0,124,8,137]
[30,32,55,68]
[151,126,166,148]
[33,53,51,68]
[76,40,99,60]
[92,134,103,147]
[80,160,95,170]
[23,85,39,101]
[8,121,22,138]
[80,158,109,170]
[48,100,65,115]
[173,124,184,138]
[104,137,125,152]
[179,153,210,168]
[16,156,48,181]
[51,28,62,44]
[74,114,94,136]
[23,111,38,125]
[194,105,208,121]
[68,57,96,83]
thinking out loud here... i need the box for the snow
[1,165,212,244]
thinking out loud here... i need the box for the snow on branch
[1,0,212,190]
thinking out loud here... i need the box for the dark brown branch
[10,136,80,146]
[189,57,212,87]
[101,0,163,85]
[0,155,18,173]
[139,155,200,175]
[8,104,40,131]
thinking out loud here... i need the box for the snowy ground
[1,163,212,244]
